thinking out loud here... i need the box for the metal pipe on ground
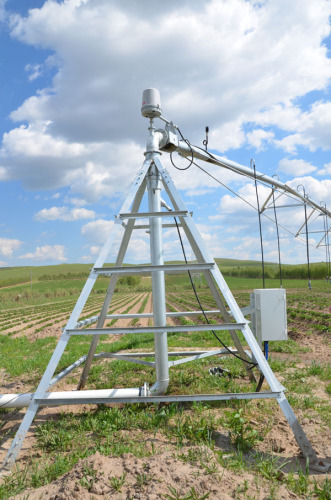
[0,387,148,409]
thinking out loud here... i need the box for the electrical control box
[250,289,287,347]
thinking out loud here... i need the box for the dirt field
[0,286,330,499]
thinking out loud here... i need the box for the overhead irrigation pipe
[157,128,331,220]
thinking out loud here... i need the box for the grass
[0,266,330,499]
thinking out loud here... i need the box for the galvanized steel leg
[2,161,151,470]
[277,394,317,460]
[3,332,71,469]
[77,178,148,389]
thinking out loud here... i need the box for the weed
[136,472,155,488]
[223,407,263,451]
[167,413,215,447]
[254,453,286,481]
[236,479,249,495]
[164,485,210,499]
[109,472,126,492]
[79,461,99,492]
[312,476,331,500]
[217,450,247,471]
[286,460,311,496]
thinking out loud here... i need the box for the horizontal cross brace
[263,203,303,209]
[119,210,188,219]
[35,391,281,406]
[298,230,325,234]
[105,310,221,320]
[168,348,242,367]
[67,322,246,336]
[133,223,182,229]
[94,263,214,275]
[96,348,240,358]
[75,315,99,329]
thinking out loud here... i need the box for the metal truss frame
[2,122,325,472]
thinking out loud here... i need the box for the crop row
[0,293,135,335]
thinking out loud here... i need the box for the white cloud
[0,166,9,180]
[246,129,274,151]
[1,0,331,267]
[19,244,67,262]
[69,197,87,207]
[35,206,96,222]
[278,158,317,176]
[90,245,101,256]
[287,176,331,207]
[0,237,22,257]
[81,219,114,245]
[259,101,331,153]
[0,0,329,200]
[25,63,42,81]
[317,162,331,176]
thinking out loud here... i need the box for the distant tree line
[39,272,89,281]
[222,263,328,280]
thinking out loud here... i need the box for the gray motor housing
[141,88,162,118]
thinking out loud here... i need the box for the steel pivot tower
[1,89,324,471]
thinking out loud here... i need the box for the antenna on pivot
[203,126,209,151]
[141,88,162,118]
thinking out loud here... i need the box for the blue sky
[0,0,331,268]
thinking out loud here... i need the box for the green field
[0,262,330,499]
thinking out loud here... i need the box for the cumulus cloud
[19,244,67,262]
[81,219,114,245]
[1,0,331,266]
[0,0,330,201]
[35,206,96,221]
[317,161,331,176]
[286,176,331,207]
[0,237,22,258]
[278,158,317,176]
[246,129,274,151]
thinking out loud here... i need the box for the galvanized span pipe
[176,141,331,218]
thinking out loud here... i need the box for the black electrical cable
[189,159,323,254]
[173,216,257,370]
[170,127,194,171]
[272,178,283,288]
[252,159,265,289]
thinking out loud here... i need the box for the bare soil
[0,290,330,499]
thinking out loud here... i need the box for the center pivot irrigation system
[1,89,330,472]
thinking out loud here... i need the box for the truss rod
[173,141,331,218]
[263,203,303,209]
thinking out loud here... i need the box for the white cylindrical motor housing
[141,88,162,118]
